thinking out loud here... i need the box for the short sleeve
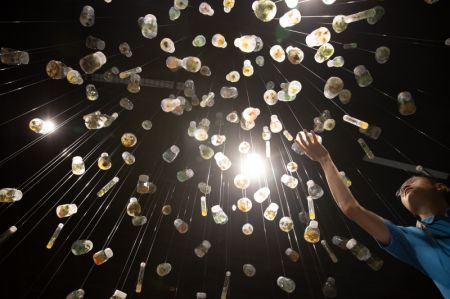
[377,219,423,272]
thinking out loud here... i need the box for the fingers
[310,130,318,144]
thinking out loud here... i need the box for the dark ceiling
[0,0,449,298]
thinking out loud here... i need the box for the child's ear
[435,183,450,192]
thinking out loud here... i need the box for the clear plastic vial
[97,177,119,197]
[46,223,64,249]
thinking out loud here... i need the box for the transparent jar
[194,240,211,258]
[237,197,252,212]
[162,205,172,215]
[199,144,214,160]
[285,248,300,262]
[322,277,337,298]
[177,169,194,182]
[397,91,416,116]
[86,84,99,101]
[156,262,172,277]
[121,133,137,148]
[127,197,141,216]
[254,187,270,203]
[346,238,371,261]
[270,115,283,133]
[277,276,296,293]
[79,51,106,74]
[307,180,324,199]
[98,152,112,170]
[214,152,232,171]
[304,220,320,243]
[56,204,77,218]
[353,65,373,87]
[243,264,256,277]
[122,151,136,165]
[279,216,294,232]
[286,162,298,173]
[93,248,113,265]
[281,174,298,189]
[72,156,85,175]
[174,218,189,234]
[238,141,251,154]
[211,205,228,225]
[71,239,93,256]
[262,126,272,141]
[136,175,150,194]
[234,174,250,189]
[132,216,147,226]
[264,203,279,221]
[242,223,254,235]
[162,145,180,163]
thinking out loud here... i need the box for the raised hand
[295,129,330,163]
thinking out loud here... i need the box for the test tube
[320,240,338,263]
[46,223,64,249]
[357,138,375,159]
[97,177,119,197]
[201,196,207,216]
[119,67,142,79]
[266,141,271,158]
[283,130,294,141]
[307,196,316,220]
[343,115,369,130]
[135,262,146,293]
[343,8,376,24]
[220,271,231,299]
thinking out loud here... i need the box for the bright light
[41,120,56,134]
[243,153,265,177]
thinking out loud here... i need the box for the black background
[0,0,449,298]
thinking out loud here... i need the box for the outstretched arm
[296,130,390,245]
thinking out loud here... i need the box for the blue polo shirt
[379,209,450,299]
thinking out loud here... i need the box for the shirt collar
[420,208,450,225]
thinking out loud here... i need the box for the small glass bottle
[346,238,371,261]
[194,240,211,258]
[211,205,228,225]
[285,248,300,262]
[72,156,85,175]
[307,196,316,220]
[127,197,141,216]
[320,240,338,263]
[200,196,207,216]
[214,152,232,171]
[331,235,349,250]
[234,174,250,190]
[264,203,279,221]
[0,226,17,246]
[270,115,283,133]
[397,91,416,116]
[174,218,189,233]
[307,180,324,199]
[162,205,172,215]
[0,188,22,203]
[156,262,172,277]
[110,290,127,299]
[322,277,337,298]
[353,65,373,87]
[46,223,64,249]
[279,216,294,233]
[281,174,298,189]
[177,169,194,182]
[286,162,298,173]
[262,126,271,141]
[366,255,384,271]
[199,144,214,160]
[97,177,119,197]
[304,220,320,243]
[136,175,150,194]
[198,182,211,194]
[162,145,180,163]
[237,197,252,212]
[277,276,296,293]
[243,264,256,277]
[98,152,112,170]
[66,289,85,299]
[132,216,147,226]
[56,204,77,218]
[93,248,113,265]
[71,239,94,256]
[242,223,254,235]
[254,187,270,203]
[122,151,136,165]
[85,84,99,101]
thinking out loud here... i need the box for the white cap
[225,271,231,276]
[211,205,222,213]
[285,248,293,255]
[306,180,315,187]
[202,240,211,249]
[104,248,114,258]
[307,195,313,201]
[57,223,64,229]
[9,226,18,233]
[140,262,146,267]
[112,290,127,299]
[346,238,357,250]
[130,197,138,203]
[309,220,318,229]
